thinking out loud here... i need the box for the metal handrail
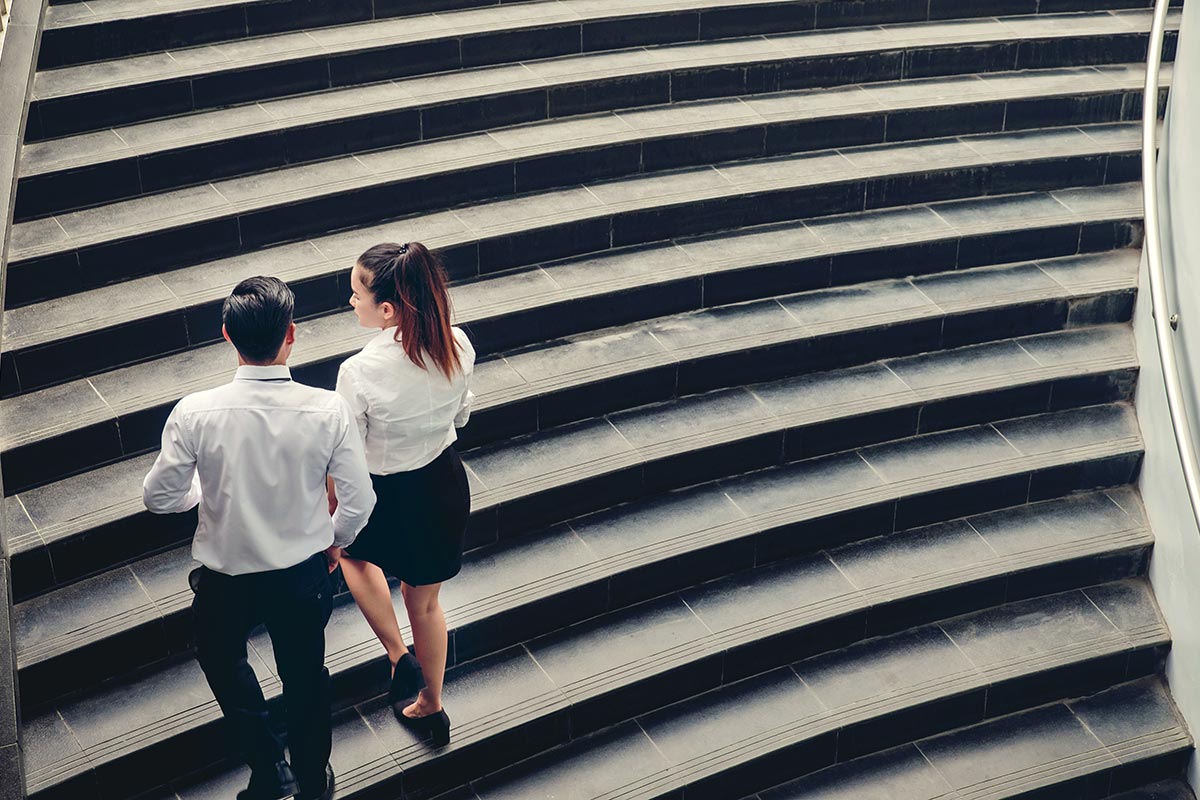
[1142,0,1200,532]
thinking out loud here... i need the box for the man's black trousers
[191,552,334,795]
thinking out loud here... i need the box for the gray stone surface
[2,2,1188,800]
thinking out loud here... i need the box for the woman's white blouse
[335,326,475,475]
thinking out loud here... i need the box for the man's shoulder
[284,381,347,411]
[174,384,225,413]
[176,380,346,414]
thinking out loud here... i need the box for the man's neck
[237,357,288,367]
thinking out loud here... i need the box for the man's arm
[143,403,202,514]
[328,398,376,548]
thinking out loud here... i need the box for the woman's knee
[402,584,441,618]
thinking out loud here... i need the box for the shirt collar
[366,327,400,349]
[234,365,293,382]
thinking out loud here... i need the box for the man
[144,277,376,800]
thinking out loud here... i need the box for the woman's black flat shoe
[388,652,426,707]
[399,708,451,748]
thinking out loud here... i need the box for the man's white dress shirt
[335,326,475,475]
[143,365,376,575]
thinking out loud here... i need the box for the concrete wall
[0,1,46,798]
[1134,0,1200,785]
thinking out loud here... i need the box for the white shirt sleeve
[328,396,377,548]
[335,361,369,443]
[453,328,475,429]
[143,402,203,514]
[453,385,474,429]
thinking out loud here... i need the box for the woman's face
[349,264,397,329]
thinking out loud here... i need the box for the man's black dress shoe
[296,763,335,800]
[237,760,299,799]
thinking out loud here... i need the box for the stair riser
[1,270,1135,516]
[0,195,1141,398]
[415,595,1164,800]
[38,0,499,69]
[36,0,1154,70]
[13,81,1158,229]
[19,489,1152,720]
[666,666,1179,800]
[4,144,1139,317]
[8,309,1141,608]
[10,373,1142,695]
[29,583,1160,800]
[24,27,1176,145]
[745,741,1190,800]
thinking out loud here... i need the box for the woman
[327,241,474,748]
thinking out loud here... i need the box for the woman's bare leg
[400,582,447,716]
[340,556,408,669]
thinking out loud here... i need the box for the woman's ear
[381,301,398,323]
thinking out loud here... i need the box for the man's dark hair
[222,277,295,364]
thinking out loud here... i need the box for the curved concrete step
[0,186,1143,488]
[15,56,1166,222]
[37,0,1159,69]
[318,591,1174,800]
[750,680,1190,800]
[20,501,1164,799]
[44,0,806,68]
[1,249,1139,594]
[10,324,1143,705]
[5,117,1140,318]
[1,177,1144,408]
[22,8,1175,157]
[468,671,1180,800]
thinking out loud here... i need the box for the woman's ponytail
[357,242,462,378]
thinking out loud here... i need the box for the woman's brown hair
[356,242,463,378]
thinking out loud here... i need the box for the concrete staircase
[2,1,1195,799]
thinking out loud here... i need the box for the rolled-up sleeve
[143,403,202,514]
[328,397,376,547]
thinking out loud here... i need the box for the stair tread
[0,247,1139,537]
[1,178,1142,407]
[20,514,1164,796]
[5,120,1140,377]
[43,0,835,35]
[36,0,579,98]
[0,196,1137,450]
[18,58,1164,199]
[755,678,1188,800]
[33,9,1152,101]
[12,61,1161,258]
[456,617,1176,800]
[9,118,1140,277]
[22,8,1167,170]
[10,325,1142,670]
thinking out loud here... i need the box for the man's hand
[324,545,343,573]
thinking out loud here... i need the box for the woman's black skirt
[344,445,470,586]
